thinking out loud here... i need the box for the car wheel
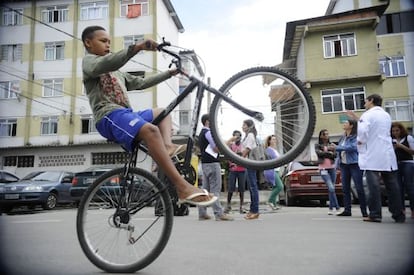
[0,206,13,214]
[43,193,58,210]
[285,192,295,206]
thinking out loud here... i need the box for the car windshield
[21,171,43,180]
[31,171,61,182]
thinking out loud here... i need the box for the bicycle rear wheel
[210,67,315,170]
[76,167,173,273]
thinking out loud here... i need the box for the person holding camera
[391,122,414,219]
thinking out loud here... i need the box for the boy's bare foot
[176,184,217,206]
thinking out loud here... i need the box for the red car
[280,161,343,206]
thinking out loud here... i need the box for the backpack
[249,141,267,161]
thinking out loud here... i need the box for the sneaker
[198,214,212,221]
[216,214,234,221]
[328,209,334,215]
[267,201,276,210]
[224,205,232,214]
[363,217,381,223]
[239,207,247,214]
[337,211,352,217]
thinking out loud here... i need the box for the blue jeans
[397,162,414,211]
[228,170,246,193]
[246,169,259,213]
[340,163,367,215]
[321,168,340,210]
[365,170,405,221]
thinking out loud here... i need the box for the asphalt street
[0,204,413,275]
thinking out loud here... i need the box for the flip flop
[178,189,217,207]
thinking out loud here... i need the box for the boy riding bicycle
[81,25,216,206]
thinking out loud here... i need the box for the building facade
[0,0,185,177]
[281,0,413,160]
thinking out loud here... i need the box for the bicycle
[76,39,316,273]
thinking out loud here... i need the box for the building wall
[0,0,182,175]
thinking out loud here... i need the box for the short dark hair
[81,25,106,44]
[201,114,209,125]
[232,130,241,136]
[366,94,382,106]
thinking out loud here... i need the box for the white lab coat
[357,106,398,171]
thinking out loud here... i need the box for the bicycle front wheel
[76,167,173,273]
[210,67,316,170]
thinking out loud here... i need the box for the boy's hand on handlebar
[136,39,158,52]
[169,69,179,76]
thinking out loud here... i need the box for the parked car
[70,166,157,208]
[0,171,74,213]
[0,170,20,185]
[280,161,343,206]
[70,166,119,204]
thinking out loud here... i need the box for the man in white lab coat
[348,94,405,223]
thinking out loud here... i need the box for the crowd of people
[197,94,413,223]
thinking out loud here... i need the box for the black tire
[210,66,316,170]
[76,167,174,273]
[0,206,13,214]
[285,192,296,206]
[42,193,57,210]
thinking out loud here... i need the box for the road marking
[312,217,361,221]
[10,219,62,224]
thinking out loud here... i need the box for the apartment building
[0,0,185,177]
[280,0,413,159]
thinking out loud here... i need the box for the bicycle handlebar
[156,38,183,73]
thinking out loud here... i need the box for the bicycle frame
[122,46,265,190]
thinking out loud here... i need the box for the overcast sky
[170,0,331,87]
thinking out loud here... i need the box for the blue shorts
[96,108,153,152]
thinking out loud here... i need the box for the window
[323,33,356,58]
[1,44,22,62]
[80,1,108,20]
[321,87,365,113]
[124,35,144,49]
[3,156,17,166]
[379,56,406,77]
[43,79,63,97]
[1,8,23,26]
[385,100,411,121]
[179,111,189,125]
[92,152,128,165]
[41,116,58,135]
[44,42,64,60]
[120,0,149,17]
[377,11,414,35]
[0,81,19,99]
[81,116,97,134]
[41,6,68,23]
[17,155,34,167]
[0,119,17,137]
